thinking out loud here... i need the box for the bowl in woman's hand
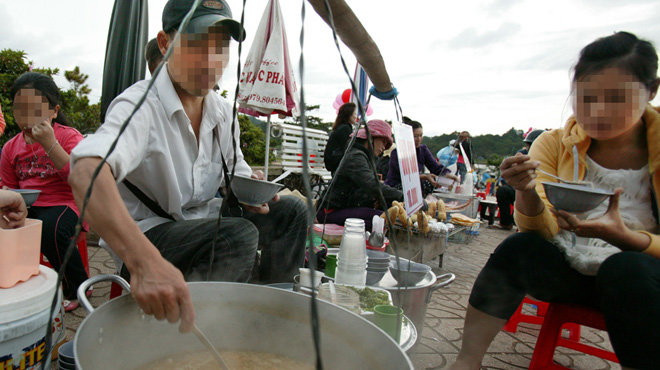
[542,182,613,213]
[230,175,284,207]
[11,189,41,207]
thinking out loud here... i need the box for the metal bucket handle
[426,273,455,303]
[77,274,131,313]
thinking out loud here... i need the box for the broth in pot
[138,350,314,370]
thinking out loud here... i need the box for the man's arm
[69,157,195,333]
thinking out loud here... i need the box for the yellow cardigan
[514,105,660,259]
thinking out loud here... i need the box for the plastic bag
[437,145,458,167]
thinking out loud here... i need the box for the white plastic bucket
[0,266,64,369]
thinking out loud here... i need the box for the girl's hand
[31,120,56,149]
[0,191,27,229]
[500,153,540,192]
[551,189,642,250]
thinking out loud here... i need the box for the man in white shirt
[69,0,306,333]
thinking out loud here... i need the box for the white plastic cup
[299,268,323,289]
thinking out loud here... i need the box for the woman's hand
[420,174,438,187]
[445,173,459,182]
[500,153,540,192]
[551,189,650,251]
[0,190,27,229]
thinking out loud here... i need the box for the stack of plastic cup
[335,218,367,286]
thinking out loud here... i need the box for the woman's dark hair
[11,72,71,126]
[573,31,658,89]
[405,119,422,130]
[333,102,356,130]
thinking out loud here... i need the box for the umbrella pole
[264,115,271,179]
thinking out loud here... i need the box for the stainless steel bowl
[542,182,613,213]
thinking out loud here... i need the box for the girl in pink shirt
[1,72,88,311]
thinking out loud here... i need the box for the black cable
[297,2,324,368]
[207,0,247,281]
[314,0,409,339]
[40,1,204,367]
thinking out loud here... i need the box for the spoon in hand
[535,168,593,187]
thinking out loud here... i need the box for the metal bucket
[74,275,413,369]
[375,270,455,337]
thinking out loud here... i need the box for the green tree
[238,114,271,166]
[285,104,332,132]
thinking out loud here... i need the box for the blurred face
[573,67,654,140]
[163,25,231,96]
[373,137,387,156]
[12,88,57,132]
[349,109,358,124]
[413,128,423,148]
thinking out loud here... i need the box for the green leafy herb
[345,286,390,312]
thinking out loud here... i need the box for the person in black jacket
[455,131,473,184]
[324,102,357,175]
[317,119,403,231]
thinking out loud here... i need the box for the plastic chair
[40,231,89,275]
[529,303,619,369]
[504,297,580,340]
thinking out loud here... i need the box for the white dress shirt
[71,66,252,233]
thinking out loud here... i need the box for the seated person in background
[491,129,545,230]
[451,31,660,370]
[376,143,395,180]
[145,37,163,75]
[324,102,357,176]
[68,0,306,333]
[385,119,458,196]
[317,119,402,231]
[2,72,89,311]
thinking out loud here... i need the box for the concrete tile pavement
[61,227,618,369]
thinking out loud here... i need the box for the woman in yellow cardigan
[452,32,660,370]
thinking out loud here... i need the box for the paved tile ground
[60,227,618,369]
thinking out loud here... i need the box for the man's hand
[500,153,540,192]
[130,253,196,333]
[242,170,280,214]
[0,190,27,229]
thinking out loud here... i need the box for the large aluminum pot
[375,271,455,337]
[74,275,413,369]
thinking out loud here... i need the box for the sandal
[63,300,80,312]
[63,289,93,312]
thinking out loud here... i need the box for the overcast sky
[2,0,659,136]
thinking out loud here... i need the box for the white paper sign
[392,122,423,216]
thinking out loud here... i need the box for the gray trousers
[140,196,308,284]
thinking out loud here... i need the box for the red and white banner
[237,0,299,117]
[392,122,423,216]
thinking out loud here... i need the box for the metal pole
[264,115,271,178]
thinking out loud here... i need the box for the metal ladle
[192,325,230,369]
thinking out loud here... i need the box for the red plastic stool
[529,303,619,369]
[110,281,125,299]
[40,231,89,275]
[504,297,580,341]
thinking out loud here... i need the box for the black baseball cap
[162,0,245,41]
